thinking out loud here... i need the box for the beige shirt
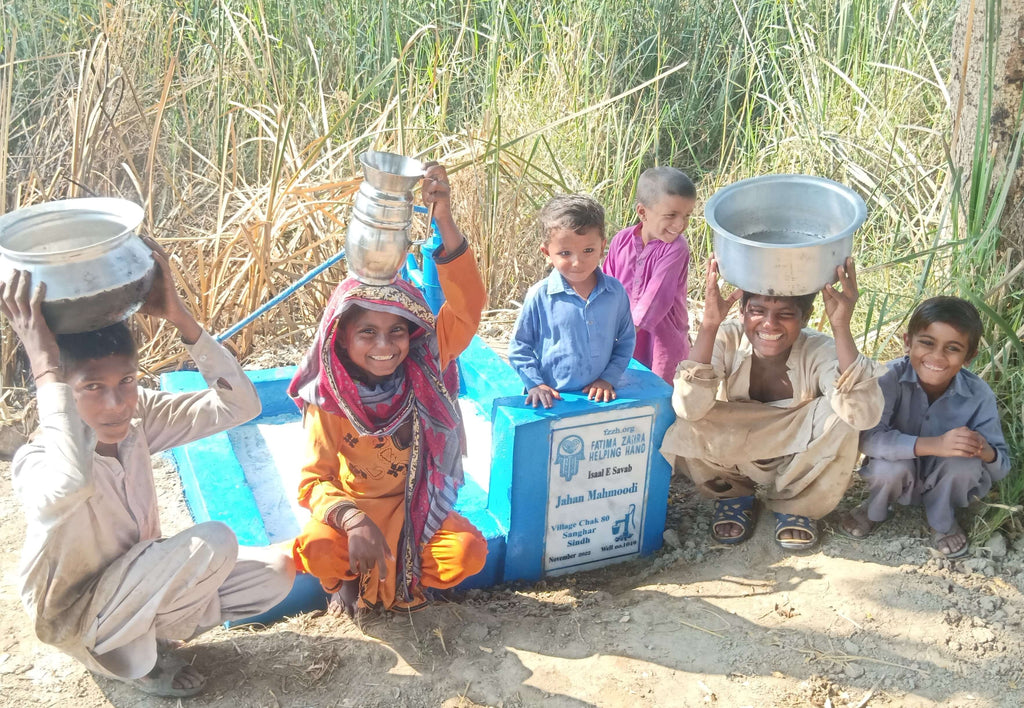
[12,330,261,650]
[672,320,884,427]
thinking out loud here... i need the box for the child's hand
[701,257,742,329]
[821,257,858,331]
[526,384,561,408]
[917,426,989,458]
[137,236,202,343]
[0,270,61,383]
[422,162,453,224]
[344,513,395,577]
[583,378,616,402]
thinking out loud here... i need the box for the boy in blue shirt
[840,297,1011,557]
[509,194,636,408]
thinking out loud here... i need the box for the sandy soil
[2,451,1024,708]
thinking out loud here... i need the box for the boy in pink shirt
[604,167,696,383]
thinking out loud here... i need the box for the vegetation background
[0,0,1020,536]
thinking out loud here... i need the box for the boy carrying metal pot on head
[1,237,295,698]
[660,257,886,551]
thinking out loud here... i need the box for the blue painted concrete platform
[163,328,673,624]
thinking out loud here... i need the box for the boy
[839,296,1010,557]
[660,257,884,550]
[1,238,295,698]
[509,194,636,408]
[604,166,695,383]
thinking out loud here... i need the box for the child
[660,257,884,550]
[289,164,488,617]
[508,194,636,408]
[604,166,696,383]
[839,296,1010,557]
[2,240,294,698]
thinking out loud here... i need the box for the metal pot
[704,174,867,296]
[346,151,427,285]
[0,197,155,333]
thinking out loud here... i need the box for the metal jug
[0,198,155,333]
[346,151,429,285]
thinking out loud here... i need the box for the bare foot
[932,524,969,558]
[327,579,360,618]
[839,503,878,539]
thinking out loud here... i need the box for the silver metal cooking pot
[0,198,155,333]
[704,174,867,296]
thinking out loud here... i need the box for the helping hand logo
[555,435,585,482]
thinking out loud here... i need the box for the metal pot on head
[704,174,867,297]
[0,197,156,334]
[345,151,430,285]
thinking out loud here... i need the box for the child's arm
[914,386,1009,473]
[132,238,261,452]
[422,164,486,366]
[2,271,94,524]
[584,288,637,401]
[508,290,562,408]
[821,257,859,374]
[860,368,917,459]
[672,258,741,420]
[297,407,393,574]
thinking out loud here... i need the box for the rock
[619,614,631,623]
[845,663,865,679]
[963,558,994,575]
[983,533,1008,559]
[972,627,996,644]
[663,529,682,549]
[843,640,860,654]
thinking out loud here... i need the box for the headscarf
[288,276,463,601]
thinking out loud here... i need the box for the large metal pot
[704,174,867,296]
[346,151,427,285]
[0,197,155,333]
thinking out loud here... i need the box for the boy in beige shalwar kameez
[2,238,295,698]
[661,257,884,550]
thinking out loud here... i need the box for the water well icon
[555,434,585,482]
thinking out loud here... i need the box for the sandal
[834,503,883,541]
[123,649,206,698]
[711,495,758,545]
[774,512,819,551]
[932,525,970,559]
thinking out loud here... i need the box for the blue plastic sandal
[711,495,758,545]
[773,512,819,551]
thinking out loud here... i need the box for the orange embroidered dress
[289,242,487,610]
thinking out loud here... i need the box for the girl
[289,164,487,616]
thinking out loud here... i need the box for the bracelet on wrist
[33,366,60,381]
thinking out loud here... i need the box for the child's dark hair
[538,194,605,244]
[56,322,138,372]
[637,167,697,207]
[907,296,983,357]
[741,291,818,323]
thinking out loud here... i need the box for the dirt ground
[2,451,1024,708]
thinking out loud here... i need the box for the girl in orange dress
[289,164,487,615]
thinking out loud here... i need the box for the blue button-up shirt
[860,357,1010,480]
[508,268,636,391]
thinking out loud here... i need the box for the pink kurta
[603,223,691,382]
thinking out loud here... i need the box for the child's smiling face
[903,321,974,398]
[638,194,695,244]
[541,226,605,296]
[340,308,411,384]
[742,295,808,359]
